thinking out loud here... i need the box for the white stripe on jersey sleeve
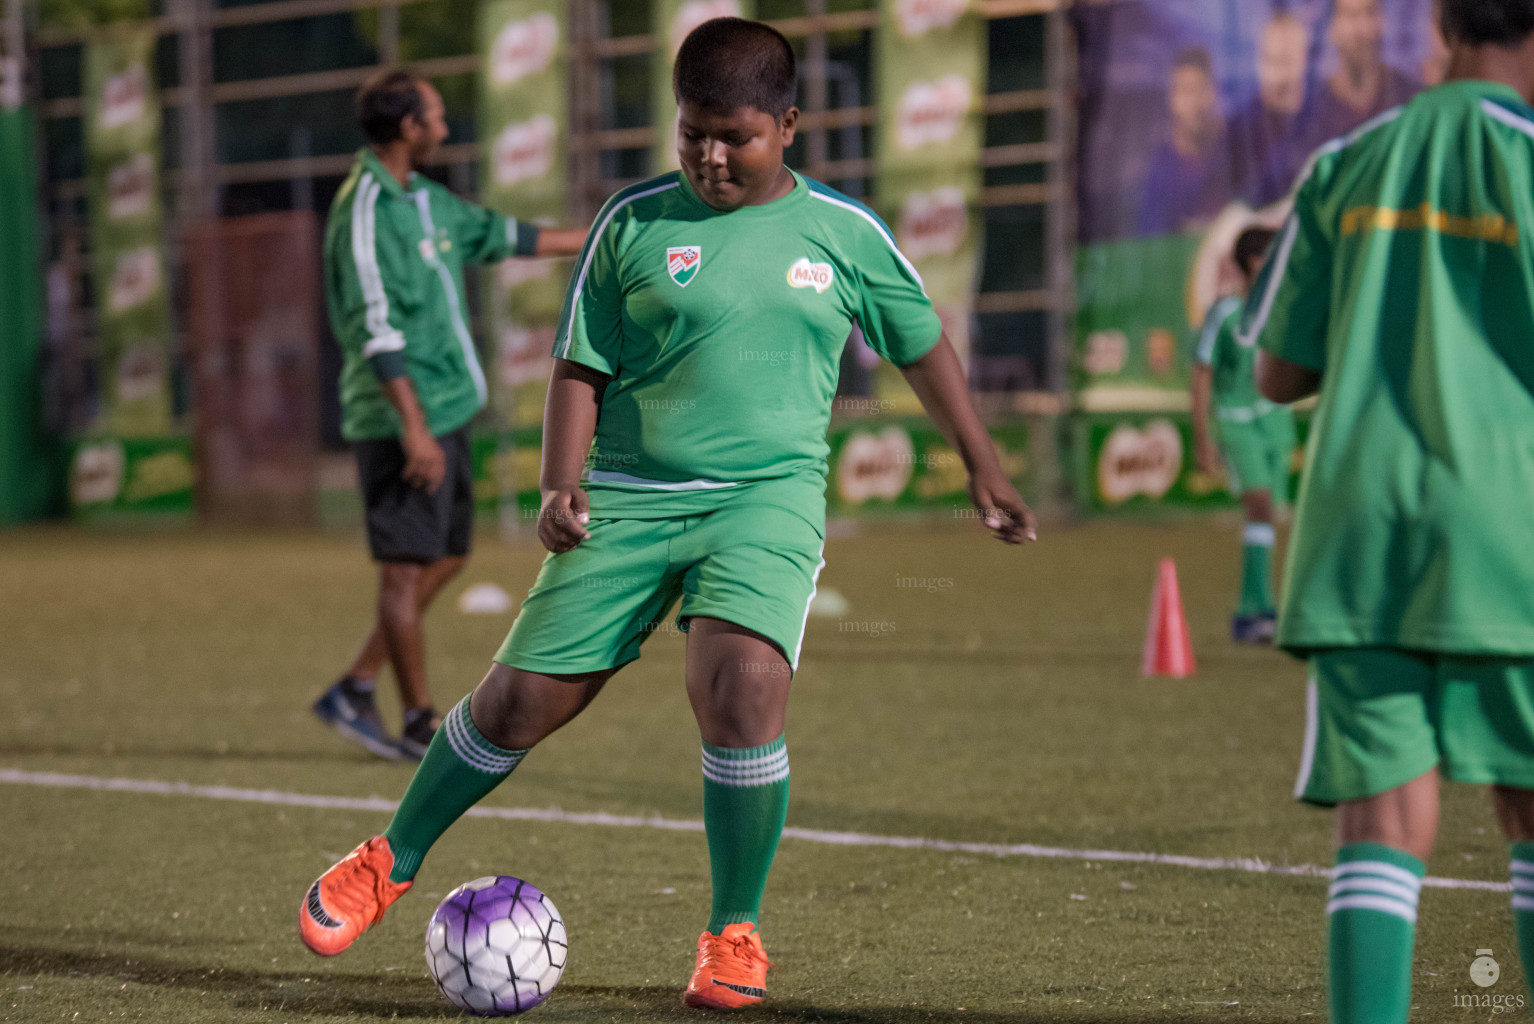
[807,190,927,290]
[555,180,681,360]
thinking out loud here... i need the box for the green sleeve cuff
[889,320,944,370]
[515,223,541,257]
[368,349,408,381]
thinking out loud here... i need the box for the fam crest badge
[667,245,701,287]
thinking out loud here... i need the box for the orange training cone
[1142,557,1195,678]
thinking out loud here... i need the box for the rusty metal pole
[803,0,828,174]
[1,0,22,98]
[568,0,603,221]
[378,4,400,66]
[172,0,215,221]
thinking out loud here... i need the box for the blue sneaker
[395,708,440,762]
[1231,613,1277,645]
[313,679,400,760]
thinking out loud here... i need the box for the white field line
[0,768,1510,893]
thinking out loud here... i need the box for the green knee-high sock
[1511,842,1534,997]
[1239,522,1276,615]
[1328,843,1423,1024]
[382,696,527,883]
[702,736,790,934]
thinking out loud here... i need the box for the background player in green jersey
[313,71,587,762]
[1191,226,1294,645]
[299,17,1035,1010]
[1248,2,1534,1020]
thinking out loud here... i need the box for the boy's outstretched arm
[534,227,590,257]
[538,357,609,553]
[899,333,1038,545]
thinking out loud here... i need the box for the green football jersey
[1246,80,1534,655]
[1196,294,1279,423]
[554,170,942,523]
[325,149,539,441]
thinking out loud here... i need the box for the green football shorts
[1294,648,1534,806]
[1218,407,1295,496]
[495,503,825,676]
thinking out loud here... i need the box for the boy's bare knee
[378,562,423,609]
[1242,489,1275,523]
[1335,770,1440,862]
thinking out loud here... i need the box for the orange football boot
[298,835,412,956]
[683,922,773,1010]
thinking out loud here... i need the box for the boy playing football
[1191,226,1293,644]
[298,17,1034,1010]
[1249,1,1534,1019]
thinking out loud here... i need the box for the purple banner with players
[1071,0,1444,406]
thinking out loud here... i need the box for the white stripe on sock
[700,760,789,782]
[1511,859,1534,876]
[1326,893,1418,922]
[1513,894,1534,912]
[443,700,523,775]
[701,747,789,787]
[1332,860,1423,891]
[1243,523,1276,547]
[1328,876,1422,904]
[701,752,789,777]
[701,748,789,773]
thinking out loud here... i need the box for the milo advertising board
[69,435,196,518]
[826,419,1030,517]
[75,26,193,520]
[1073,412,1306,514]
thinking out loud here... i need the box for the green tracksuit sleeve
[443,190,541,263]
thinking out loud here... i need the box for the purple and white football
[424,876,567,1016]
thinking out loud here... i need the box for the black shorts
[354,428,474,564]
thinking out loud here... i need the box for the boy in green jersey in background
[299,17,1035,1010]
[1248,1,1534,1020]
[1192,226,1294,645]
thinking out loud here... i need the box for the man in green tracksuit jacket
[312,69,586,762]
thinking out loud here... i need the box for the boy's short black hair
[1439,0,1534,46]
[1172,45,1214,76]
[1234,227,1277,276]
[674,17,797,120]
[357,69,424,145]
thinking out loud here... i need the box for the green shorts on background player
[1191,227,1294,644]
[1247,3,1534,1020]
[299,18,1036,1010]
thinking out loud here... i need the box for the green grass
[0,519,1520,1022]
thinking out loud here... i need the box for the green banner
[0,56,59,525]
[479,0,568,433]
[650,0,753,174]
[1072,233,1206,408]
[1069,411,1306,515]
[84,25,172,438]
[874,0,986,410]
[825,418,1029,517]
[472,429,542,516]
[68,434,195,519]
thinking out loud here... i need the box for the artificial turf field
[0,518,1522,1023]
